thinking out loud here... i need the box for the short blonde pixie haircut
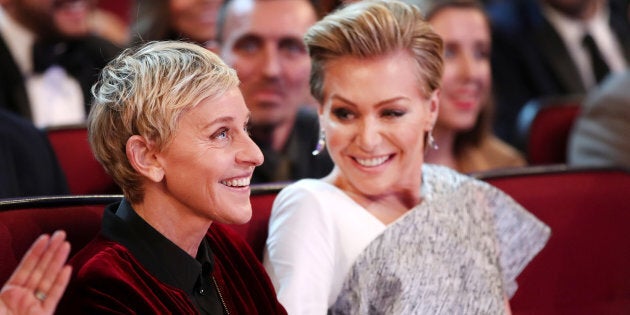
[305,0,444,102]
[88,41,239,204]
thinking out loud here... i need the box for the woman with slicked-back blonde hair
[57,41,286,314]
[263,1,549,314]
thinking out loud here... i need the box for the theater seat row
[2,166,629,314]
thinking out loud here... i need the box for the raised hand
[0,231,72,315]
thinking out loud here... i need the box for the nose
[356,117,381,152]
[236,133,264,167]
[261,44,281,78]
[457,52,477,80]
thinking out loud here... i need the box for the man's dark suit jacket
[251,107,334,184]
[0,34,119,120]
[0,108,68,197]
[486,0,630,147]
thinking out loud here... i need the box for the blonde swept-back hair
[88,41,239,204]
[304,0,444,103]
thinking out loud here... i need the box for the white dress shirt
[543,3,627,89]
[0,7,84,128]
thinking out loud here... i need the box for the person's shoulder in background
[0,108,69,197]
[568,71,630,168]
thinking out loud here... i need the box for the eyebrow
[201,111,252,129]
[330,95,410,108]
[199,116,234,130]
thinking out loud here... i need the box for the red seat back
[517,96,583,165]
[0,196,120,284]
[0,183,286,284]
[46,126,120,195]
[476,166,630,314]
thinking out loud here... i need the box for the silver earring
[428,131,439,150]
[312,130,326,156]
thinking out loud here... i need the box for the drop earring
[312,130,326,156]
[428,131,439,150]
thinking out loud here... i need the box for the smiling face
[220,0,316,128]
[155,87,264,225]
[430,7,490,133]
[320,50,438,197]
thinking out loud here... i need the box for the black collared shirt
[101,199,225,315]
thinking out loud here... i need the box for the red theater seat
[516,95,583,165]
[46,125,120,195]
[0,183,286,285]
[0,195,120,284]
[475,165,630,314]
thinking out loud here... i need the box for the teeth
[221,177,250,187]
[355,156,388,167]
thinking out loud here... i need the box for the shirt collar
[102,199,215,295]
[542,2,610,42]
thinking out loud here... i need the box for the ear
[425,89,440,131]
[126,135,165,183]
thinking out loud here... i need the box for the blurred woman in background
[422,0,526,173]
[131,0,223,51]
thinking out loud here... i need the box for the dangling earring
[428,131,439,150]
[312,130,326,156]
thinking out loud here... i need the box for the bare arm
[504,295,512,315]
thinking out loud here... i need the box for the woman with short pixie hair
[58,41,286,314]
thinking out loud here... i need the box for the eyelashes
[331,107,406,121]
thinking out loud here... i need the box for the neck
[132,186,211,257]
[326,168,422,225]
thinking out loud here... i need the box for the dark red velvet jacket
[57,223,286,314]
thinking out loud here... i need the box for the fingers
[7,231,71,295]
[41,265,72,313]
[32,234,71,297]
[2,231,72,315]
[5,234,51,287]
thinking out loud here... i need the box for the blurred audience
[486,0,630,146]
[0,108,68,198]
[0,231,71,315]
[218,0,333,183]
[131,0,223,51]
[0,0,119,128]
[55,0,129,46]
[568,71,630,168]
[422,0,526,173]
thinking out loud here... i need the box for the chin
[228,206,253,225]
